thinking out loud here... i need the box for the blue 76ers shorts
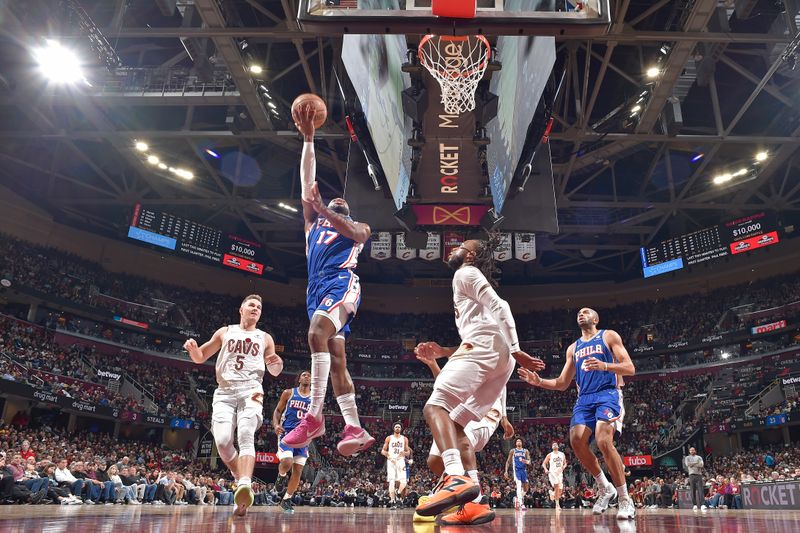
[306,270,361,335]
[514,468,528,484]
[277,436,309,465]
[570,388,625,435]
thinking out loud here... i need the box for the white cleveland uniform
[212,325,267,426]
[386,435,407,483]
[429,387,507,457]
[548,451,566,486]
[426,266,517,427]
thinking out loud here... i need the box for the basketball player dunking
[381,423,410,510]
[184,294,283,517]
[413,237,545,518]
[543,442,567,510]
[272,371,311,513]
[282,105,375,455]
[504,438,530,510]
[414,349,514,525]
[519,307,637,520]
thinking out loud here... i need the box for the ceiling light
[713,174,732,185]
[267,102,277,109]
[278,202,298,213]
[33,40,84,84]
[175,169,194,180]
[721,352,730,359]
[646,66,660,78]
[157,163,167,170]
[755,151,768,162]
[631,105,641,113]
[690,153,704,163]
[205,149,220,159]
[734,168,748,177]
[146,155,159,165]
[135,141,149,152]
[249,65,263,74]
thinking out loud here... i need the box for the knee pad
[237,415,260,457]
[212,421,238,463]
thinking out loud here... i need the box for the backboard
[298,0,611,36]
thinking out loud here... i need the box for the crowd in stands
[3,232,800,358]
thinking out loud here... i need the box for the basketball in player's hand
[292,93,327,129]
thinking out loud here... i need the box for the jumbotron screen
[127,204,267,276]
[641,212,781,278]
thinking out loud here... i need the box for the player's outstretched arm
[184,326,227,364]
[414,342,457,377]
[262,334,284,377]
[518,344,576,391]
[296,103,318,227]
[272,389,292,436]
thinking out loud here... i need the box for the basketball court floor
[2,506,799,532]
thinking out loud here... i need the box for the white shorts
[549,471,563,487]
[211,382,265,428]
[429,417,499,457]
[425,334,514,428]
[386,458,407,483]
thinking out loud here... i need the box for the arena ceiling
[1,0,800,285]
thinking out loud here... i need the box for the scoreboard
[127,204,267,276]
[641,212,781,278]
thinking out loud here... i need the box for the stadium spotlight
[690,153,704,163]
[630,105,641,113]
[278,202,298,213]
[157,163,168,170]
[135,141,149,152]
[755,151,768,162]
[721,352,731,359]
[712,173,732,185]
[249,65,263,75]
[146,155,160,165]
[33,40,84,84]
[646,66,660,78]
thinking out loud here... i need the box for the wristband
[604,362,608,371]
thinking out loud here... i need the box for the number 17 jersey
[306,216,363,278]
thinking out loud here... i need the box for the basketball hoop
[418,34,491,115]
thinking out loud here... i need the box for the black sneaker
[280,498,294,513]
[274,474,289,498]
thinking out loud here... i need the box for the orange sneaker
[415,475,479,517]
[439,502,496,526]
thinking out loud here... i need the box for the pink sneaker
[336,425,376,456]
[282,413,325,448]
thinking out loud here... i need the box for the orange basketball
[291,93,327,129]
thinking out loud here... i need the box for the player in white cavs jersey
[543,442,568,510]
[381,423,409,510]
[414,348,515,525]
[414,237,545,519]
[184,294,283,517]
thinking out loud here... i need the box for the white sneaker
[592,487,614,515]
[693,505,698,511]
[701,505,708,511]
[617,497,636,520]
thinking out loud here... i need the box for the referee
[683,447,706,511]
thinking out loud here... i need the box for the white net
[418,35,490,115]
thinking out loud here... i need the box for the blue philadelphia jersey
[513,448,529,483]
[280,388,310,432]
[573,330,617,396]
[306,216,363,277]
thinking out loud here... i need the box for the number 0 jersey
[215,325,267,387]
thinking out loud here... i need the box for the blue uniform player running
[272,371,312,513]
[518,308,637,520]
[505,438,531,510]
[282,103,375,456]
